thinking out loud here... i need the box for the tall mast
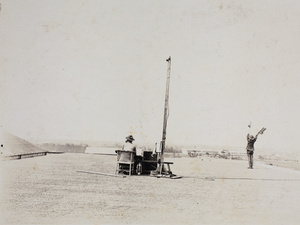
[160,56,171,161]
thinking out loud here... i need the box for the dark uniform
[246,134,257,169]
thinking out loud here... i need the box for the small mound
[0,131,46,157]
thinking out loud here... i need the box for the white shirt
[123,142,136,152]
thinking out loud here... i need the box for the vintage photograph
[1,1,300,224]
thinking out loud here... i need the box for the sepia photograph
[1,1,300,224]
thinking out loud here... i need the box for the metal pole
[159,56,171,173]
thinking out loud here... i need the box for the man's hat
[126,135,135,141]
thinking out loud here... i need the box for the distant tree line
[164,146,182,153]
[38,143,88,153]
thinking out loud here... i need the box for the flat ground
[1,153,300,225]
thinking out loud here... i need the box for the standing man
[246,127,266,169]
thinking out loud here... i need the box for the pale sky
[1,0,300,154]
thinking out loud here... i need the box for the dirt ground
[1,153,300,225]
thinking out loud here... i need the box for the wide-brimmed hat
[126,135,135,141]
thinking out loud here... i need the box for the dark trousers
[247,150,254,168]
